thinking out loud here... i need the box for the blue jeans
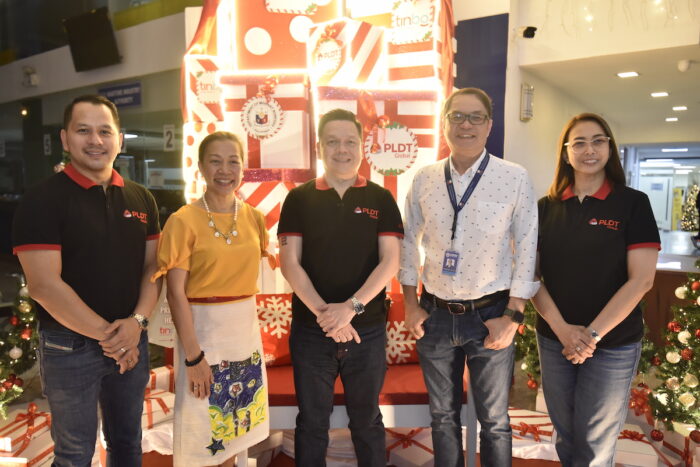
[290,321,387,467]
[537,333,641,467]
[39,328,149,467]
[417,294,513,467]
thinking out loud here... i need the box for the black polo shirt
[278,176,404,328]
[536,180,660,347]
[12,164,160,332]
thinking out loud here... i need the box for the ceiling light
[675,170,692,175]
[662,148,689,152]
[673,106,687,111]
[641,160,674,167]
[665,117,678,122]
[20,107,28,117]
[124,133,138,139]
[651,92,669,98]
[617,71,639,78]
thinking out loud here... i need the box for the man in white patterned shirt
[399,88,539,466]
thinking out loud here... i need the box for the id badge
[442,250,460,276]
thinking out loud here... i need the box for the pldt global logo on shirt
[588,218,621,231]
[123,209,148,224]
[354,206,379,219]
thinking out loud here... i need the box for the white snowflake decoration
[258,295,292,338]
[385,320,416,364]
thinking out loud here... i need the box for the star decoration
[206,438,225,455]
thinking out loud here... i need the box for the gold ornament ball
[683,373,699,388]
[18,301,32,313]
[674,286,688,299]
[677,330,691,345]
[666,377,680,391]
[666,351,681,364]
[678,392,696,408]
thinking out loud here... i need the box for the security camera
[517,26,537,39]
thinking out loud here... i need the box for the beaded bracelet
[185,350,205,367]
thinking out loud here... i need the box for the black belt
[422,289,509,315]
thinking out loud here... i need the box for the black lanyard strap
[444,154,490,241]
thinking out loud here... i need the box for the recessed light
[673,106,688,111]
[662,148,689,152]
[124,133,139,139]
[617,71,639,78]
[675,170,692,175]
[665,117,678,122]
[651,92,669,98]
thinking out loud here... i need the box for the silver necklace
[202,194,238,244]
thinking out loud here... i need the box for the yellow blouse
[153,201,268,300]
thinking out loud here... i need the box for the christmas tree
[0,274,39,418]
[648,263,700,429]
[680,184,699,231]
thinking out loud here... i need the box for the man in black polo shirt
[278,108,403,466]
[12,95,161,466]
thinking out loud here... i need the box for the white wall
[0,12,187,104]
[453,1,508,21]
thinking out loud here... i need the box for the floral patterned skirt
[173,297,269,466]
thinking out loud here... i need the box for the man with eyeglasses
[278,108,403,466]
[400,88,538,466]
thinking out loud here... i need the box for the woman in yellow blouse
[153,132,269,466]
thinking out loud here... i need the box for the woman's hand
[187,356,213,399]
[555,323,597,363]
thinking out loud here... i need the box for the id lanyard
[444,153,490,242]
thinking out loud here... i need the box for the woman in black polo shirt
[532,113,660,466]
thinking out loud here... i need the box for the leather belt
[422,289,509,315]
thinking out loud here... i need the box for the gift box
[315,86,439,204]
[239,181,300,237]
[509,408,555,444]
[655,424,696,467]
[0,400,54,466]
[307,18,386,86]
[183,54,226,123]
[385,427,434,467]
[232,0,341,70]
[257,294,293,366]
[219,73,314,171]
[181,120,230,203]
[148,365,175,394]
[247,430,283,467]
[615,425,659,466]
[142,389,175,430]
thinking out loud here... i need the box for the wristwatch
[589,328,602,342]
[350,296,365,315]
[503,308,525,324]
[130,313,149,330]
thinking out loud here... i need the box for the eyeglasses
[565,136,611,154]
[446,111,490,125]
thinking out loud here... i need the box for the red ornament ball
[9,316,19,326]
[20,328,32,340]
[0,386,5,393]
[2,380,13,390]
[695,328,700,339]
[681,348,693,360]
[650,429,664,442]
[14,377,23,387]
[668,321,682,333]
[691,281,700,291]
[690,430,700,443]
[651,356,662,366]
[7,373,16,381]
[527,379,538,390]
[517,324,526,335]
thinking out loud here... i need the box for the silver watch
[130,313,149,330]
[350,296,365,315]
[589,328,602,342]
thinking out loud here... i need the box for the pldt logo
[124,209,148,224]
[588,218,620,231]
[354,206,379,219]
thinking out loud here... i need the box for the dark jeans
[39,328,149,467]
[290,321,387,467]
[417,294,514,467]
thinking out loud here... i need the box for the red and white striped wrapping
[148,365,175,394]
[220,73,313,171]
[315,86,439,212]
[0,400,54,466]
[307,18,386,86]
[387,40,443,88]
[181,120,230,203]
[183,55,225,123]
[265,0,318,14]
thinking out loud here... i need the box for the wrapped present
[182,120,230,203]
[307,18,386,86]
[315,86,439,205]
[183,55,226,123]
[385,427,434,467]
[257,294,293,366]
[655,424,696,467]
[148,365,175,394]
[616,425,659,466]
[247,430,283,467]
[142,389,175,430]
[627,385,655,428]
[509,408,555,444]
[0,400,54,466]
[239,181,299,236]
[232,0,341,70]
[219,72,314,171]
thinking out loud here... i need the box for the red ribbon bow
[515,422,543,442]
[384,427,434,460]
[256,75,279,102]
[619,429,646,442]
[628,388,654,425]
[9,402,53,460]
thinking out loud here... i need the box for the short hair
[441,87,493,120]
[63,94,120,129]
[317,108,362,139]
[198,131,246,164]
[547,112,626,199]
